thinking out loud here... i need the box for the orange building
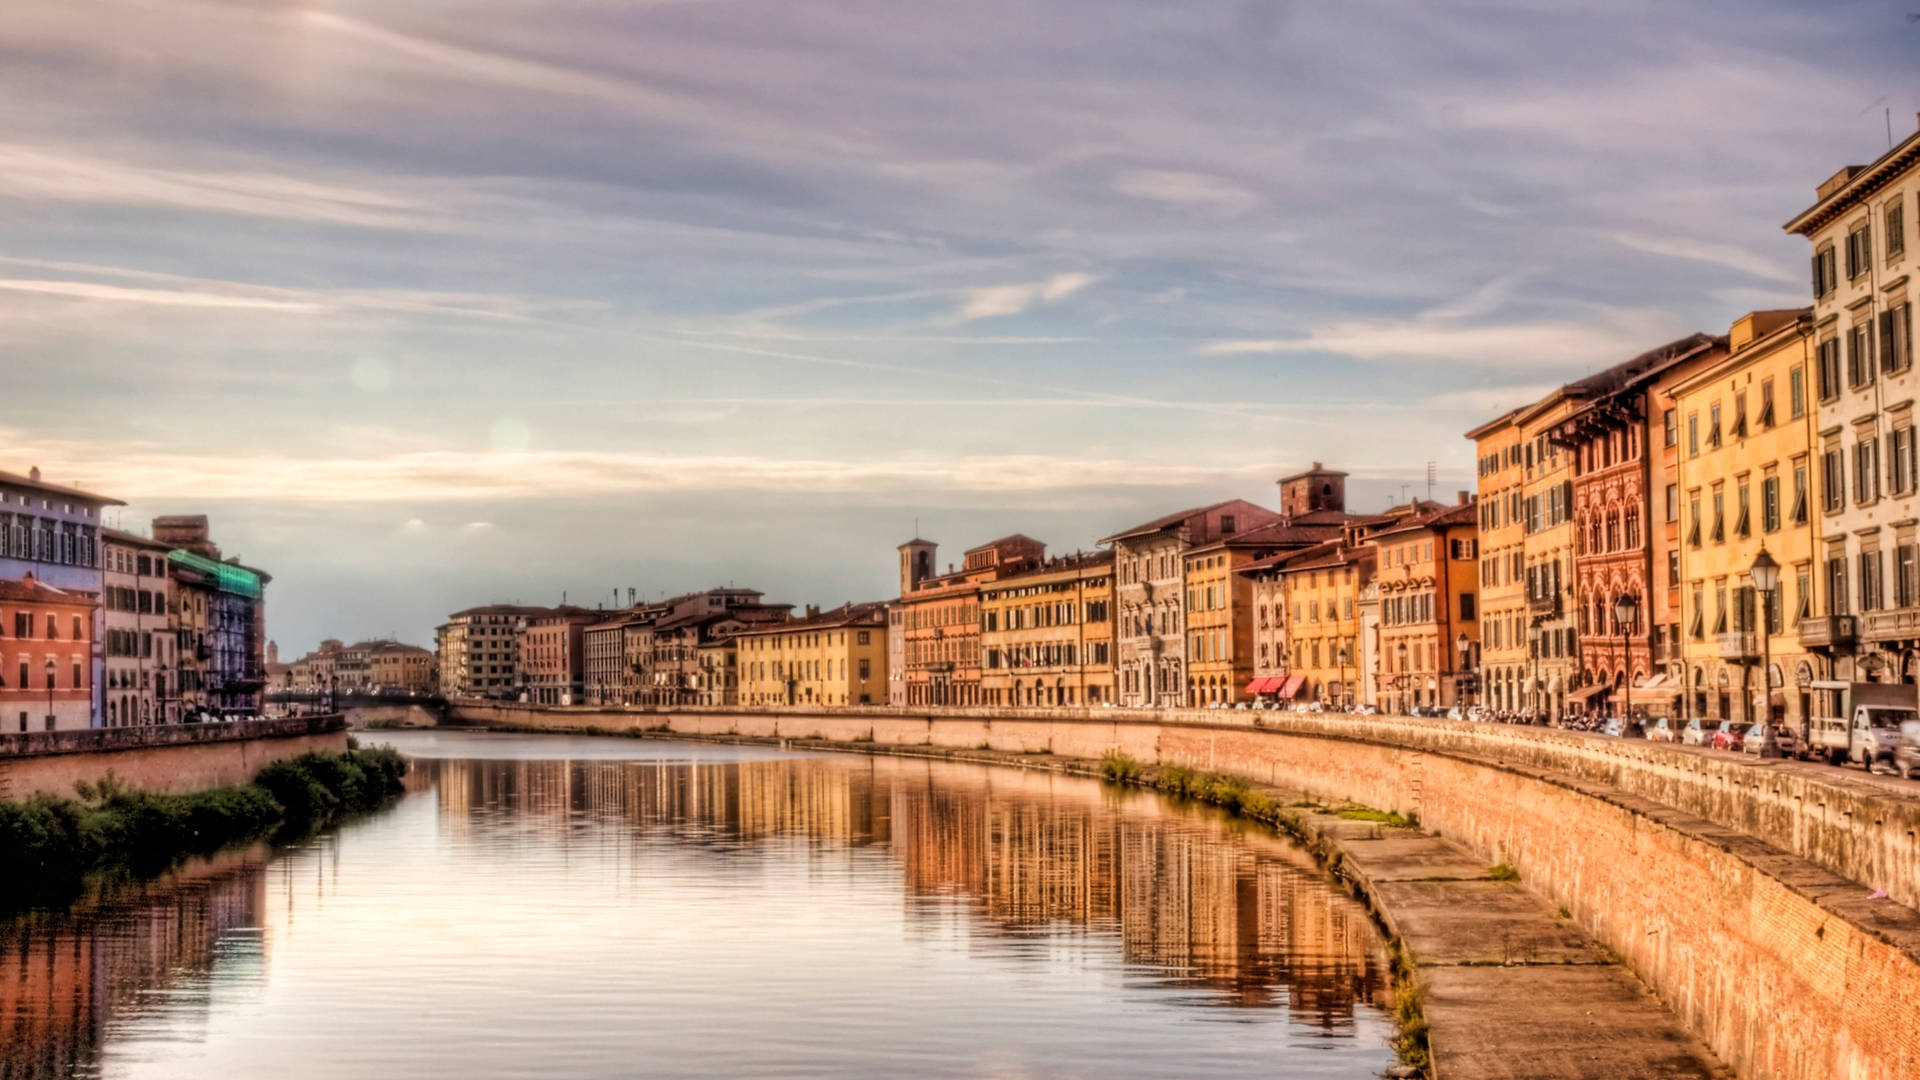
[978,549,1114,707]
[0,574,96,732]
[1372,500,1481,713]
[895,534,1044,706]
[517,609,601,705]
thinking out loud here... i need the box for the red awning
[1245,678,1267,694]
[1276,674,1306,699]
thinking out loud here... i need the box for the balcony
[1862,607,1920,643]
[1716,632,1759,661]
[1798,615,1857,649]
[1527,593,1562,618]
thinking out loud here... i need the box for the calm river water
[0,731,1396,1079]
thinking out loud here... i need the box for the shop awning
[1245,677,1275,694]
[1276,674,1307,699]
[1257,677,1285,693]
[1567,684,1608,705]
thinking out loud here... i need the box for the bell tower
[898,538,936,596]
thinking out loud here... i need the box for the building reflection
[414,755,1386,1026]
[0,848,268,1080]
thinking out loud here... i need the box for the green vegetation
[850,731,875,743]
[1387,938,1431,1072]
[1487,861,1520,882]
[1335,806,1418,828]
[1155,764,1281,819]
[1098,750,1145,783]
[0,746,407,912]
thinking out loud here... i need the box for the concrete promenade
[445,701,1920,1080]
[0,715,350,799]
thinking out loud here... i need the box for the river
[0,730,1397,1078]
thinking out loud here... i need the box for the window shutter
[1812,254,1823,297]
[1882,310,1896,372]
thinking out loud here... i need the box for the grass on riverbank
[0,745,407,912]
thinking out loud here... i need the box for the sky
[4,0,1918,653]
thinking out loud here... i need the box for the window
[1827,552,1849,616]
[1855,437,1880,505]
[1849,322,1875,388]
[1881,301,1914,374]
[1891,201,1908,261]
[1663,409,1678,447]
[1846,221,1873,280]
[1732,392,1747,439]
[1708,403,1722,448]
[1687,494,1702,548]
[1861,550,1884,611]
[1665,483,1679,523]
[1817,338,1842,401]
[1822,448,1845,513]
[1710,487,1725,544]
[1736,482,1751,538]
[1668,549,1680,587]
[1762,474,1781,533]
[1687,413,1699,457]
[1894,427,1916,496]
[1792,462,1809,524]
[1790,366,1805,419]
[1897,545,1918,609]
[1758,380,1774,429]
[1812,244,1838,298]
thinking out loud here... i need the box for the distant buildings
[735,602,889,707]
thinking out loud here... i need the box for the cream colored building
[1516,394,1579,720]
[1468,410,1529,714]
[1784,119,1919,701]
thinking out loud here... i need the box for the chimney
[28,466,40,482]
[1458,490,1470,505]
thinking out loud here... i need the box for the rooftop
[732,601,887,636]
[0,467,124,508]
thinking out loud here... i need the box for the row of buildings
[0,464,271,732]
[434,121,1920,732]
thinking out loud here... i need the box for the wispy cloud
[1199,308,1691,370]
[952,272,1097,322]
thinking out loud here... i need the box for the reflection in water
[0,735,1394,1079]
[0,849,268,1080]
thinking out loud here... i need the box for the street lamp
[1747,547,1783,758]
[44,657,56,731]
[1335,645,1352,711]
[1613,593,1639,726]
[1456,632,1471,709]
[1396,641,1409,714]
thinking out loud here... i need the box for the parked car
[1740,724,1800,757]
[1602,717,1624,738]
[1711,721,1749,752]
[1680,719,1713,746]
[1896,721,1920,780]
[1646,718,1678,743]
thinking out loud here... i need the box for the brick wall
[0,715,350,798]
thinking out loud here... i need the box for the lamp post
[1747,548,1783,758]
[1455,632,1472,710]
[1336,645,1352,711]
[45,657,56,731]
[1396,641,1409,714]
[1613,593,1639,726]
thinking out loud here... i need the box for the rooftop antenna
[1426,461,1437,503]
[1890,106,1896,149]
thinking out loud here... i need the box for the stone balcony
[1797,615,1857,649]
[1861,606,1920,643]
[1716,632,1759,661]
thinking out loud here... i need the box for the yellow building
[1272,538,1374,708]
[736,602,889,707]
[1467,409,1528,714]
[978,550,1115,707]
[1671,309,1819,726]
[368,643,435,693]
[1516,393,1579,720]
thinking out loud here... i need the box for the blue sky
[5,0,1917,652]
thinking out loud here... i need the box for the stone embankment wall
[0,715,350,799]
[449,701,1920,1080]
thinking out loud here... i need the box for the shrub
[1487,861,1520,882]
[1098,751,1144,783]
[0,746,407,913]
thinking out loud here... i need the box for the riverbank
[0,744,407,912]
[440,720,1727,1079]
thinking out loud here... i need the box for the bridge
[440,700,1920,1080]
